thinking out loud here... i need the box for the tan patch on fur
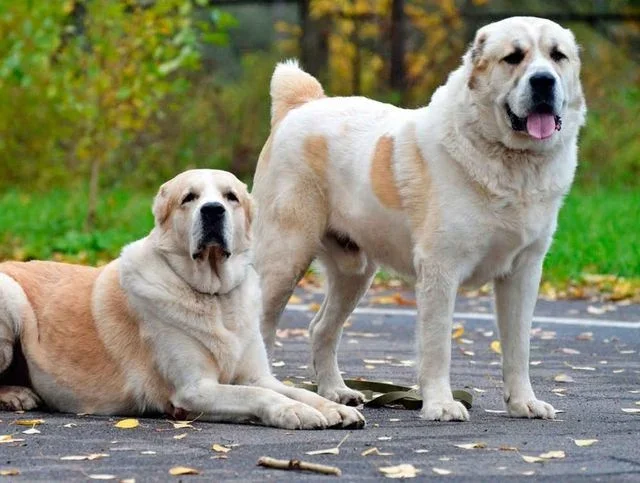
[303,135,329,181]
[152,184,179,228]
[370,136,402,209]
[0,261,170,414]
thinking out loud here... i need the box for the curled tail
[270,59,324,127]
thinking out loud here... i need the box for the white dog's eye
[224,191,239,203]
[550,48,567,62]
[181,192,198,205]
[502,50,525,65]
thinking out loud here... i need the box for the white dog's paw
[318,385,365,406]
[267,402,329,430]
[421,400,469,422]
[318,402,366,429]
[0,386,42,411]
[507,398,556,419]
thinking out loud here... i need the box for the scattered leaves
[454,442,486,449]
[379,464,420,478]
[361,447,393,456]
[0,435,24,444]
[574,439,598,447]
[554,374,575,383]
[212,444,232,453]
[490,340,502,355]
[114,419,139,429]
[306,434,349,456]
[15,419,45,426]
[451,325,464,340]
[169,466,201,476]
[87,475,117,480]
[0,469,20,476]
[539,450,565,459]
[60,454,109,461]
[432,467,452,475]
[521,455,544,464]
[22,428,40,435]
[621,408,640,414]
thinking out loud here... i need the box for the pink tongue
[526,113,556,140]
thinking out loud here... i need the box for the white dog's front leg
[494,244,555,419]
[415,259,469,421]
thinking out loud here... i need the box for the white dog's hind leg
[0,274,41,411]
[310,254,377,405]
[415,259,469,421]
[494,244,556,419]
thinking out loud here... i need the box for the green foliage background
[0,1,638,281]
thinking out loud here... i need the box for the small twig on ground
[257,456,342,476]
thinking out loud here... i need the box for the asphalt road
[1,292,639,482]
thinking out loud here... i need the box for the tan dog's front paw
[319,402,366,429]
[421,400,469,421]
[507,398,555,419]
[267,403,328,430]
[318,384,365,406]
[0,386,41,411]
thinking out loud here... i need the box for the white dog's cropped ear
[152,184,171,226]
[467,30,489,90]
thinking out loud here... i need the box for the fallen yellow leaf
[554,374,575,383]
[451,325,464,340]
[169,466,200,476]
[288,295,302,304]
[170,421,194,429]
[574,439,598,447]
[379,464,420,478]
[539,450,565,459]
[490,340,502,354]
[432,467,452,475]
[212,444,231,453]
[15,419,45,426]
[309,302,321,312]
[173,433,187,440]
[0,469,20,476]
[0,435,24,444]
[453,442,487,449]
[114,419,139,429]
[521,455,544,463]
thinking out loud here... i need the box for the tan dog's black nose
[201,202,226,222]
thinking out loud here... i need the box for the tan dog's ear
[467,31,488,90]
[152,184,171,226]
[241,184,256,239]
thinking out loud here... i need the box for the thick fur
[0,169,364,430]
[253,17,586,421]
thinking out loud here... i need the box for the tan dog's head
[464,17,586,150]
[152,169,254,263]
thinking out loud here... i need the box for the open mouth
[506,103,562,140]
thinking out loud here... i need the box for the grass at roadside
[0,185,638,297]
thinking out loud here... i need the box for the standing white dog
[252,17,586,421]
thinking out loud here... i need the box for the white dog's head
[151,169,254,292]
[464,17,586,150]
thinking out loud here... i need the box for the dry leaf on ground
[490,340,502,354]
[621,408,640,414]
[15,419,45,426]
[60,454,109,461]
[0,435,24,444]
[0,469,20,476]
[379,464,420,478]
[454,442,487,449]
[212,444,231,453]
[451,325,464,340]
[87,475,117,480]
[361,447,394,456]
[22,428,40,435]
[554,374,575,383]
[539,450,565,459]
[574,439,598,447]
[169,466,200,476]
[306,434,349,456]
[521,455,544,463]
[114,419,139,429]
[173,434,187,440]
[432,467,452,475]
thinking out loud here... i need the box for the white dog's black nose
[201,202,226,221]
[529,72,555,101]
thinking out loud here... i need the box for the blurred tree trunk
[299,0,328,78]
[390,0,405,92]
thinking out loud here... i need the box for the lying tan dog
[253,17,586,421]
[0,169,364,429]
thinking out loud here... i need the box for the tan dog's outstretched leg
[309,252,377,405]
[0,274,41,411]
